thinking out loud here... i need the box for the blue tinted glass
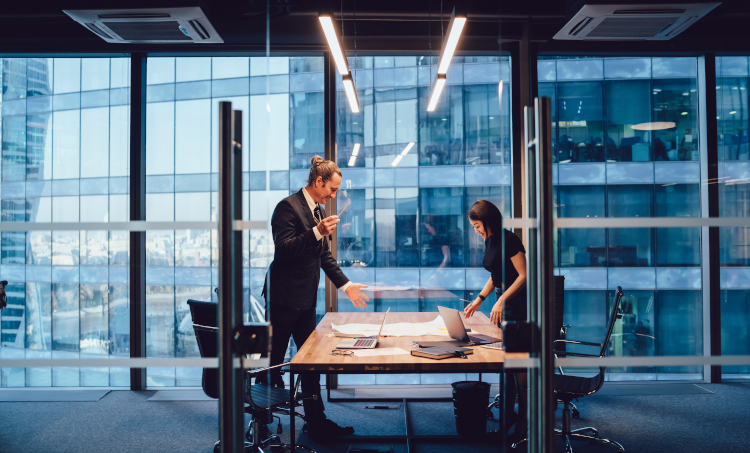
[290,73,324,92]
[556,59,603,80]
[603,58,651,79]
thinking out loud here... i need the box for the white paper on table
[332,315,456,337]
[351,347,411,357]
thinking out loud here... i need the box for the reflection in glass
[0,58,130,387]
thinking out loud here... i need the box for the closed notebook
[410,346,473,360]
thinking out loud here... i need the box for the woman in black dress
[463,199,528,439]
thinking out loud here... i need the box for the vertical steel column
[524,97,554,453]
[323,51,339,393]
[218,102,245,452]
[698,54,722,383]
[324,51,339,314]
[524,103,540,453]
[129,53,147,391]
[511,24,531,231]
[535,98,555,453]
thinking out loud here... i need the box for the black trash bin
[451,381,491,436]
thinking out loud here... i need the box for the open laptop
[438,306,502,346]
[336,308,390,349]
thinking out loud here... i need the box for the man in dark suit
[261,155,369,440]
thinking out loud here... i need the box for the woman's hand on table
[489,299,504,325]
[464,298,482,318]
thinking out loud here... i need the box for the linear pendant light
[391,142,415,166]
[436,8,467,75]
[319,14,360,112]
[342,74,359,112]
[348,143,361,166]
[427,6,466,111]
[427,74,447,112]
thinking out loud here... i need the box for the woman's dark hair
[468,200,503,237]
[307,155,342,186]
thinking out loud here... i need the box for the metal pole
[324,50,338,315]
[129,53,147,391]
[535,97,555,453]
[698,54,722,383]
[323,50,340,393]
[524,103,540,453]
[218,102,245,452]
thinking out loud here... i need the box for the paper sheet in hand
[351,348,411,357]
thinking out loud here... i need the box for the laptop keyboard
[354,339,374,347]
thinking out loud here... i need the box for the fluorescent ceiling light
[498,80,504,111]
[348,155,357,167]
[319,15,349,75]
[342,74,359,113]
[352,143,360,156]
[427,74,447,112]
[401,142,415,156]
[631,121,676,131]
[436,8,467,75]
[391,155,404,167]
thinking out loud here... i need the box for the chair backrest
[598,286,624,358]
[552,275,565,339]
[187,299,219,399]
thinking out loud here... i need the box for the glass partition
[144,56,325,386]
[717,56,750,380]
[335,55,512,385]
[539,57,703,380]
[0,58,130,387]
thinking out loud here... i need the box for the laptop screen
[376,308,390,340]
[437,306,470,342]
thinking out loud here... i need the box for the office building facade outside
[0,55,748,386]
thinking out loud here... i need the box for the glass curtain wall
[144,56,325,386]
[0,58,130,387]
[335,55,512,385]
[538,57,703,380]
[717,56,750,379]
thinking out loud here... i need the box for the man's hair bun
[307,155,341,186]
[310,155,324,167]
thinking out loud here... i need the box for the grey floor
[1,383,749,453]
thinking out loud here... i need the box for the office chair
[187,299,316,453]
[487,277,569,420]
[512,286,625,453]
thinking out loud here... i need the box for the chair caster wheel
[572,409,580,419]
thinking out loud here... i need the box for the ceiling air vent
[554,3,720,40]
[63,7,223,44]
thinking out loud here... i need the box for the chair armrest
[554,339,600,347]
[553,351,601,358]
[246,362,291,375]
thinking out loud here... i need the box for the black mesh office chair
[512,286,625,452]
[187,299,316,453]
[487,276,567,421]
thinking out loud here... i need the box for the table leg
[290,370,295,451]
[403,398,411,453]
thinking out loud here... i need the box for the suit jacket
[263,189,348,309]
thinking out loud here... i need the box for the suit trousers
[257,304,326,426]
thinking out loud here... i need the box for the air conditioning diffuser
[554,3,720,40]
[63,7,223,44]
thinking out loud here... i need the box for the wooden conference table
[287,311,529,450]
